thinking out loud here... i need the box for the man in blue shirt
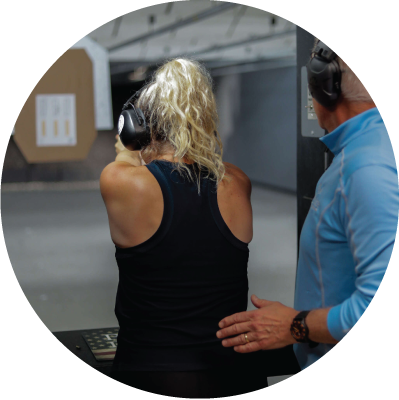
[216,41,399,369]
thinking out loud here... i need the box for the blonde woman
[100,59,267,397]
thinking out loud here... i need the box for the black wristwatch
[290,311,319,348]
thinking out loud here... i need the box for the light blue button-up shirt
[294,107,399,369]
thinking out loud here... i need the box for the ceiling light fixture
[128,66,148,82]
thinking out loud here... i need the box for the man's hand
[216,295,298,353]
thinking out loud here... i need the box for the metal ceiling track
[108,2,238,53]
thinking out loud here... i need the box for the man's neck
[325,101,376,133]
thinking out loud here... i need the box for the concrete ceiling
[87,1,296,77]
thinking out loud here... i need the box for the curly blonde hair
[137,58,225,189]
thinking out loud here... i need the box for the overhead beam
[208,56,296,76]
[225,5,247,38]
[108,2,238,53]
[164,2,173,15]
[180,28,296,58]
[112,16,123,37]
[109,30,296,76]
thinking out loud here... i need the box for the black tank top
[113,160,256,371]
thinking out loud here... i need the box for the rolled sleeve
[327,164,398,340]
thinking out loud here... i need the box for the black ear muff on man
[306,40,342,108]
[118,91,151,151]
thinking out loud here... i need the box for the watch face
[291,321,306,341]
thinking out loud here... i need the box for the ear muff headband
[306,40,342,108]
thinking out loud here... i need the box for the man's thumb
[251,294,272,308]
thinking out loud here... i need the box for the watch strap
[292,310,319,348]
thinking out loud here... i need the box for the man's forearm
[307,308,338,344]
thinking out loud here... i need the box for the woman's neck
[154,153,194,164]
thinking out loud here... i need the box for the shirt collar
[319,107,381,156]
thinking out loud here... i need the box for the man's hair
[137,58,225,189]
[312,39,374,104]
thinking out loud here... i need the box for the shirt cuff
[327,304,346,341]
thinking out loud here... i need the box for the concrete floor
[1,184,297,386]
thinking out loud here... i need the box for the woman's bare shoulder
[100,162,156,202]
[223,162,250,179]
[222,162,252,195]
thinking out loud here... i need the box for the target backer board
[14,49,97,163]
[71,36,113,131]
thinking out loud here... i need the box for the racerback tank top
[113,160,257,371]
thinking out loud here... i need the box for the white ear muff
[118,115,124,135]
